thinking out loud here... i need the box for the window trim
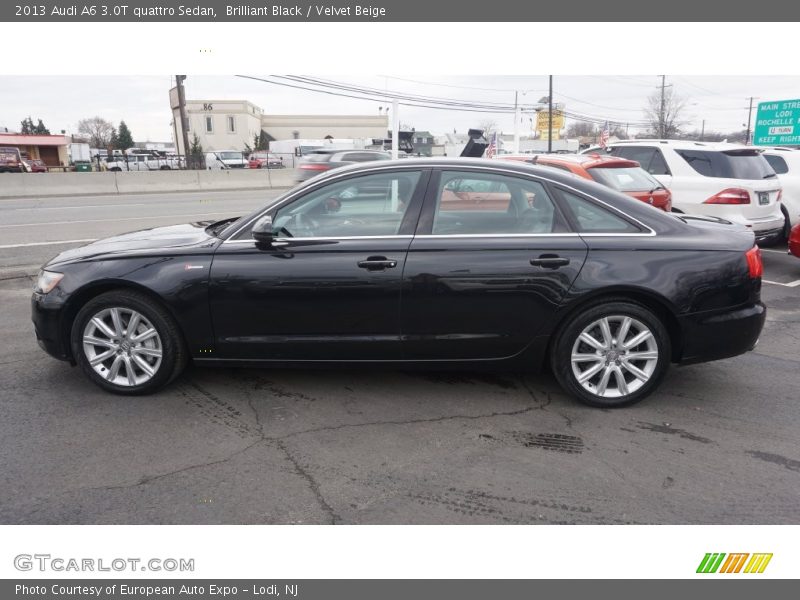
[221,163,655,244]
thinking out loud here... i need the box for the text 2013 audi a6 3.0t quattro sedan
[32,159,766,407]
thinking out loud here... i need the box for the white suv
[760,146,800,239]
[602,140,784,244]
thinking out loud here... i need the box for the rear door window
[608,146,670,175]
[432,171,565,235]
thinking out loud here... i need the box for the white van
[204,150,247,170]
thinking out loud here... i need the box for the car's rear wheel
[71,290,186,394]
[551,300,670,407]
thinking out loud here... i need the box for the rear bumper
[754,226,784,244]
[678,302,766,365]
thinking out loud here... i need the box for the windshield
[588,166,662,192]
[218,152,244,161]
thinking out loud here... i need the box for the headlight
[34,270,64,294]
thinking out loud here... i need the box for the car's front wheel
[551,300,670,407]
[70,290,186,394]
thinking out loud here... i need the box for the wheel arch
[544,287,684,364]
[60,279,188,361]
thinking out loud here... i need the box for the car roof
[295,156,604,189]
[608,139,759,152]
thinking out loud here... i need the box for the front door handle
[358,256,398,271]
[530,254,570,269]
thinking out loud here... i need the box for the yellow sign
[536,110,564,140]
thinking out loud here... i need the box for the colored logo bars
[696,553,773,574]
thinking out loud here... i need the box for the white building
[172,97,388,155]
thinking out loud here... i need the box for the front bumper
[31,292,70,361]
[678,302,766,365]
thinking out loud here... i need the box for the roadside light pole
[391,98,399,160]
[548,75,553,154]
[513,91,520,154]
[175,75,191,166]
[745,96,756,145]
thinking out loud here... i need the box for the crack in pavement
[518,375,574,429]
[274,439,340,524]
[78,438,266,492]
[69,388,547,523]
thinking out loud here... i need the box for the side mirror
[252,215,275,245]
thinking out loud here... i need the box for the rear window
[587,166,661,192]
[676,149,776,180]
[763,154,789,175]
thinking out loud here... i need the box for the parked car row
[579,140,789,245]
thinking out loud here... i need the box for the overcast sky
[2,75,799,142]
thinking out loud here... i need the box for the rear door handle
[358,256,398,271]
[530,255,570,269]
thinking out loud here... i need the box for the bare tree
[479,119,498,138]
[77,117,115,148]
[644,88,689,138]
[565,122,597,138]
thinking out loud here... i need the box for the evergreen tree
[109,127,119,150]
[34,119,50,135]
[189,132,203,156]
[20,117,34,134]
[117,121,134,150]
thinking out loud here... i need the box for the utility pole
[548,75,553,154]
[745,97,756,145]
[700,119,705,141]
[175,75,191,167]
[658,75,672,138]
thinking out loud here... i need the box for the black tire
[70,290,187,395]
[550,299,671,408]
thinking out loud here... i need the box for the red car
[496,153,672,211]
[247,152,284,169]
[24,158,47,173]
[789,222,800,258]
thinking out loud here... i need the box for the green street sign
[754,99,800,146]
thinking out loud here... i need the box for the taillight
[777,189,783,202]
[300,164,330,171]
[704,188,750,204]
[745,246,763,279]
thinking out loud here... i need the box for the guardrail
[0,169,300,198]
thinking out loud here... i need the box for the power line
[236,74,652,125]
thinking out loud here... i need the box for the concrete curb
[0,169,298,199]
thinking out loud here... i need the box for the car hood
[45,221,223,267]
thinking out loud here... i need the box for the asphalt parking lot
[1,189,798,524]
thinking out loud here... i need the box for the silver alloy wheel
[82,307,163,387]
[570,315,659,399]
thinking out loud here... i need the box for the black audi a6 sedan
[32,159,766,407]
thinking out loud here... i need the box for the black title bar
[3,0,799,21]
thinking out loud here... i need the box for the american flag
[486,132,498,158]
[599,121,610,148]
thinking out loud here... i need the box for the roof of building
[0,134,69,146]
